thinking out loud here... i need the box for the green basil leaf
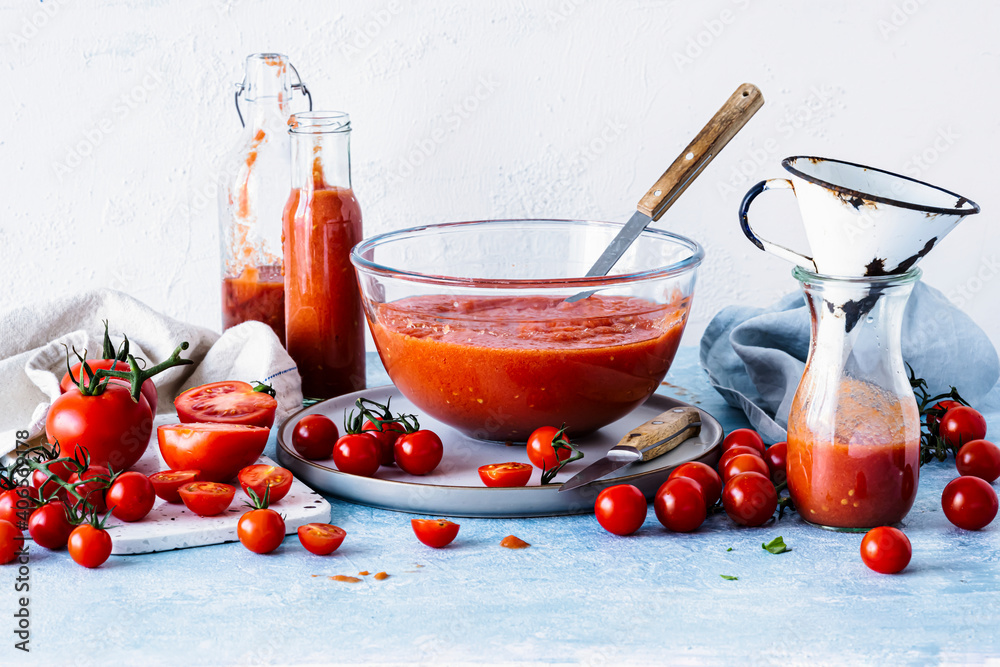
[762,536,790,554]
[720,574,738,581]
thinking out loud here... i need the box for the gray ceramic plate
[276,386,723,518]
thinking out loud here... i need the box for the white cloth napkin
[0,288,302,457]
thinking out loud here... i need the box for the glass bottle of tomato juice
[219,53,311,345]
[283,112,365,399]
[786,267,921,530]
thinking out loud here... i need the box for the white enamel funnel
[739,156,979,276]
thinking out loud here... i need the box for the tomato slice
[148,470,202,503]
[411,519,460,548]
[297,523,347,555]
[175,381,277,428]
[238,464,293,504]
[157,423,269,482]
[478,462,533,488]
[177,482,235,517]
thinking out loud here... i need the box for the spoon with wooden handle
[566,83,763,302]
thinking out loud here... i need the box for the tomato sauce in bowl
[369,294,689,441]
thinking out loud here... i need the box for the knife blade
[558,406,701,492]
[565,83,763,303]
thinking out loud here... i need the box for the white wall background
[2,0,998,347]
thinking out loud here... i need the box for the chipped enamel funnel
[739,156,979,277]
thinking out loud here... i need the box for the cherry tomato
[668,462,721,509]
[411,518,460,548]
[27,502,73,550]
[238,508,286,554]
[718,445,764,474]
[292,414,339,460]
[721,453,771,484]
[60,359,158,413]
[106,471,155,522]
[955,440,1000,483]
[478,462,533,488]
[333,433,381,477]
[363,419,406,466]
[526,426,572,470]
[722,428,765,456]
[927,400,963,432]
[394,430,444,476]
[178,482,236,517]
[764,441,788,485]
[67,466,110,513]
[860,526,911,574]
[297,523,347,555]
[148,470,201,503]
[722,471,777,527]
[158,423,269,482]
[0,489,28,527]
[67,524,112,568]
[0,520,25,564]
[46,383,153,472]
[594,484,648,536]
[939,406,988,449]
[238,465,293,504]
[941,476,998,531]
[174,380,277,428]
[30,459,75,501]
[654,477,706,533]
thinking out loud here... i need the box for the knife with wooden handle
[557,407,702,492]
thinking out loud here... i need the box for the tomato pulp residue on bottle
[374,571,390,580]
[330,575,362,583]
[500,535,530,549]
[787,377,920,528]
[222,126,286,344]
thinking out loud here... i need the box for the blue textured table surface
[10,348,1000,666]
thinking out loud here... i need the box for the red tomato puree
[787,378,919,529]
[283,185,365,399]
[369,294,688,441]
[222,265,285,345]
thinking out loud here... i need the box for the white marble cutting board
[102,414,332,555]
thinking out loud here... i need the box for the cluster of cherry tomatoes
[292,398,444,478]
[592,428,786,536]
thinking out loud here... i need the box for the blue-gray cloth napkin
[699,281,1000,443]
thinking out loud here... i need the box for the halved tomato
[158,423,269,482]
[175,381,277,428]
[478,462,533,488]
[297,523,347,555]
[411,519,460,548]
[148,470,202,503]
[178,482,235,517]
[238,464,293,504]
[60,359,158,412]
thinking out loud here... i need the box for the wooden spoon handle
[616,407,702,462]
[637,83,764,220]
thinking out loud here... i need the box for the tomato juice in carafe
[785,268,921,530]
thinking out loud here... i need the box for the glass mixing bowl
[351,219,703,442]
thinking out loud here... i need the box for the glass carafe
[786,267,921,530]
[219,53,311,345]
[283,112,365,399]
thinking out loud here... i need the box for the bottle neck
[289,112,352,191]
[240,53,293,130]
